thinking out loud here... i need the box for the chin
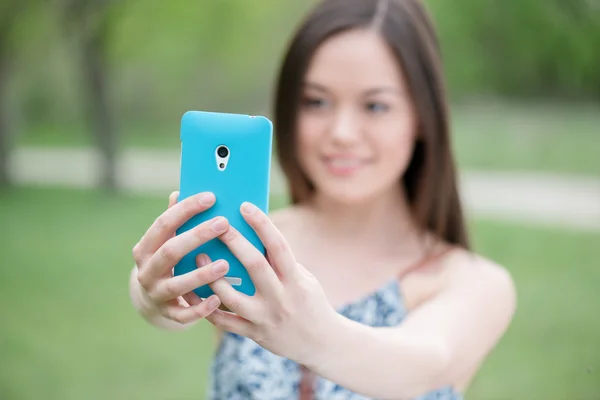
[315,180,382,206]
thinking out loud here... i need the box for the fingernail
[212,260,228,274]
[208,295,220,308]
[241,202,257,214]
[200,192,215,205]
[211,217,228,232]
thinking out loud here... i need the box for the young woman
[129,0,517,398]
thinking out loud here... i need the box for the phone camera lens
[217,146,229,158]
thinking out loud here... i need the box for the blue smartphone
[174,110,273,298]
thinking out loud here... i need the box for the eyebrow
[303,81,401,96]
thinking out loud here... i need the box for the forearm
[128,266,195,331]
[304,313,449,400]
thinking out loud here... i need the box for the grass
[1,186,599,400]
[450,101,600,176]
[465,219,600,399]
[15,101,600,176]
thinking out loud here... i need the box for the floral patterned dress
[207,278,463,400]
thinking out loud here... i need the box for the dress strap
[398,245,456,280]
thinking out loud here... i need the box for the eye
[302,96,329,109]
[366,101,389,113]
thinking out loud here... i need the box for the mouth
[322,155,370,176]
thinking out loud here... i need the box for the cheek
[296,116,323,166]
[372,119,417,178]
[381,133,415,171]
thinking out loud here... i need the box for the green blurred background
[1,1,599,399]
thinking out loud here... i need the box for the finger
[240,202,298,280]
[132,191,180,266]
[182,292,202,306]
[162,294,221,325]
[206,308,252,337]
[149,259,229,303]
[217,225,283,301]
[136,191,217,263]
[162,191,181,242]
[197,252,211,268]
[168,191,179,208]
[138,216,229,288]
[182,253,212,306]
[209,277,262,320]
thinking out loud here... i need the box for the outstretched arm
[205,202,516,399]
[300,262,516,398]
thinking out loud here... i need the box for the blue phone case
[174,110,273,298]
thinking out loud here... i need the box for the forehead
[304,29,406,92]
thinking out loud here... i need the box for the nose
[329,108,361,146]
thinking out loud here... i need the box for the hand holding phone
[174,110,273,298]
[131,190,230,326]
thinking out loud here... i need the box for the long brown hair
[273,0,470,249]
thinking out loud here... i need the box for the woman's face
[296,28,418,205]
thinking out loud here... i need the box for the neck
[306,185,423,254]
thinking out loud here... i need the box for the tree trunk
[80,28,118,191]
[0,29,12,188]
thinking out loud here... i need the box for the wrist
[300,307,348,371]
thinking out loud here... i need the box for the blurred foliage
[8,0,314,129]
[426,0,600,100]
[3,0,599,131]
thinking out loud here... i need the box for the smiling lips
[322,155,370,176]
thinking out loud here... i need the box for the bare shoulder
[444,248,517,325]
[448,249,516,296]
